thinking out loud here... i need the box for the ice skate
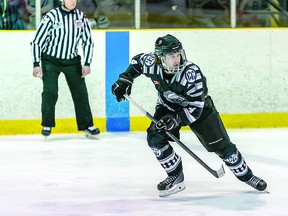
[245,175,267,191]
[157,172,186,197]
[84,126,100,138]
[41,127,51,138]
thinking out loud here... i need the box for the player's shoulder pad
[183,63,200,84]
[131,53,155,67]
[142,53,155,68]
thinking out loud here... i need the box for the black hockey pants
[146,97,233,154]
[40,54,94,131]
[190,107,253,181]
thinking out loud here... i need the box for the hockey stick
[124,94,225,178]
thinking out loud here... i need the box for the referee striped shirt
[30,6,94,67]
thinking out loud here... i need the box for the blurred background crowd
[1,0,288,30]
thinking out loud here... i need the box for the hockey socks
[222,150,267,191]
[151,144,185,197]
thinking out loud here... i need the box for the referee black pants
[41,54,94,131]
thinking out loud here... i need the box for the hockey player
[111,34,267,197]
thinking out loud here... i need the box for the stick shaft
[124,94,225,178]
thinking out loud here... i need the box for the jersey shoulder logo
[185,68,197,84]
[75,20,84,28]
[53,21,62,29]
[143,54,155,68]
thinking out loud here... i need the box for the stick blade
[217,164,225,178]
[214,164,225,178]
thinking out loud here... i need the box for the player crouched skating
[111,34,267,197]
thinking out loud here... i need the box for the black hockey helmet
[155,34,187,74]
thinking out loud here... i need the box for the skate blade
[84,132,99,139]
[43,135,49,140]
[159,182,186,197]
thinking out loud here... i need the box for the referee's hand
[33,66,42,79]
[81,66,91,78]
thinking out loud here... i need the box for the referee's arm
[30,16,52,67]
[81,18,94,66]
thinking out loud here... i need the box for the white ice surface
[0,128,287,216]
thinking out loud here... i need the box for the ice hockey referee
[30,0,100,138]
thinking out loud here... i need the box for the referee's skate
[84,126,100,138]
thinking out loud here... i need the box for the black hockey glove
[112,73,133,102]
[155,114,181,134]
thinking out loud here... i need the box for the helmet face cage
[155,34,187,74]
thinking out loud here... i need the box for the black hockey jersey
[122,52,209,125]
